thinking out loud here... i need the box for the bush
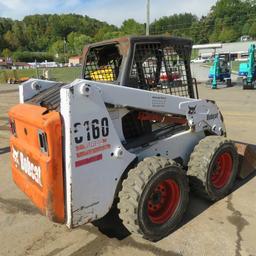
[12,51,54,62]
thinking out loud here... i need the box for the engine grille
[26,83,66,111]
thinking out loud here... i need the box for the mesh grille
[130,42,192,97]
[27,83,66,111]
[83,44,122,82]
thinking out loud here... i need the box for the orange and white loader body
[9,78,225,228]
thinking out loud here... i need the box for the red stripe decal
[75,154,103,168]
[76,145,85,151]
[76,144,111,158]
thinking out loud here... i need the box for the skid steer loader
[8,36,246,241]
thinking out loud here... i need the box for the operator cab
[82,36,197,99]
[81,36,197,151]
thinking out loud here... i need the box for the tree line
[1,0,256,62]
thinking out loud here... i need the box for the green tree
[3,31,19,50]
[67,32,93,54]
[249,22,256,38]
[73,34,93,54]
[242,23,251,35]
[102,31,125,40]
[218,27,238,42]
[94,25,119,41]
[151,13,197,37]
[120,19,144,35]
[2,48,12,58]
[49,40,65,55]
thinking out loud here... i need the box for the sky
[0,0,218,26]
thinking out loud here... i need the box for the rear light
[38,130,48,154]
[9,119,17,136]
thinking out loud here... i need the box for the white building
[195,41,256,61]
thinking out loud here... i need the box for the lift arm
[20,78,226,137]
[76,79,226,136]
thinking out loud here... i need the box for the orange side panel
[8,104,65,223]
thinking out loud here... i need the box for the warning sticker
[152,96,167,108]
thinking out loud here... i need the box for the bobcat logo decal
[188,105,197,115]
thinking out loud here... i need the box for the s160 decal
[74,117,109,144]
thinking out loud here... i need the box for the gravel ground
[0,81,256,256]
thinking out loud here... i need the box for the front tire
[118,157,189,242]
[188,136,238,201]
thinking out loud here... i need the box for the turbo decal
[76,144,111,158]
[75,138,107,152]
[12,147,42,187]
[75,154,103,168]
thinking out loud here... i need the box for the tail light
[38,130,48,154]
[9,119,17,136]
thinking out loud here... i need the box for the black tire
[118,157,189,242]
[226,79,232,87]
[188,136,238,201]
[243,79,252,89]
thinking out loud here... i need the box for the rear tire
[118,157,189,242]
[188,136,238,201]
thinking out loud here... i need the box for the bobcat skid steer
[9,36,241,241]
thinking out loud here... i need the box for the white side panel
[136,130,205,165]
[60,83,136,228]
[19,79,58,103]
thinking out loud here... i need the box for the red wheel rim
[147,179,180,224]
[211,152,233,189]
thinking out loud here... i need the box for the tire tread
[188,136,237,201]
[118,157,184,240]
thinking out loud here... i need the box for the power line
[149,12,256,33]
[149,18,256,36]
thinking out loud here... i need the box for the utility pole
[63,39,67,64]
[146,0,150,35]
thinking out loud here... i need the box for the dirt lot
[0,83,256,256]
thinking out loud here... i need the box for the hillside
[0,0,256,61]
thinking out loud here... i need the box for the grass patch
[0,67,82,83]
